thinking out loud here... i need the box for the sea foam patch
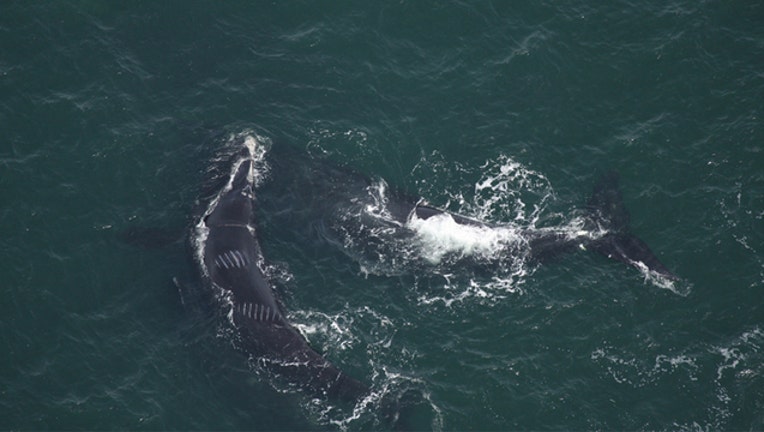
[406,212,522,264]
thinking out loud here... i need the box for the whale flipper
[118,225,184,249]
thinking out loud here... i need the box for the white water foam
[291,309,362,354]
[590,346,699,386]
[472,154,555,225]
[316,366,444,431]
[416,274,525,308]
[288,306,443,431]
[713,326,763,381]
[632,260,692,296]
[406,212,524,265]
[593,326,764,430]
[361,177,400,227]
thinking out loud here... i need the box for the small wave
[593,326,764,430]
[416,274,527,308]
[590,346,699,387]
[713,326,763,381]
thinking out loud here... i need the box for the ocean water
[1,1,762,430]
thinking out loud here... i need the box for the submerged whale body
[196,142,368,402]
[257,144,678,283]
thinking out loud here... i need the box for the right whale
[392,170,679,281]
[195,139,369,404]
[258,145,679,283]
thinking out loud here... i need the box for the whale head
[204,159,254,227]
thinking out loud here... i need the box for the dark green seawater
[2,1,763,430]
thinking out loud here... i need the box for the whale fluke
[586,171,679,281]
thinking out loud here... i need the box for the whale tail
[585,171,679,281]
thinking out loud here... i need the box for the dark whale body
[199,154,368,402]
[395,172,678,280]
[257,145,678,282]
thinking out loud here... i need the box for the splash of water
[406,212,524,265]
[341,153,557,303]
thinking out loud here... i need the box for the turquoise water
[1,1,762,430]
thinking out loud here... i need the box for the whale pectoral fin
[118,225,184,249]
[172,276,217,317]
[173,277,188,307]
